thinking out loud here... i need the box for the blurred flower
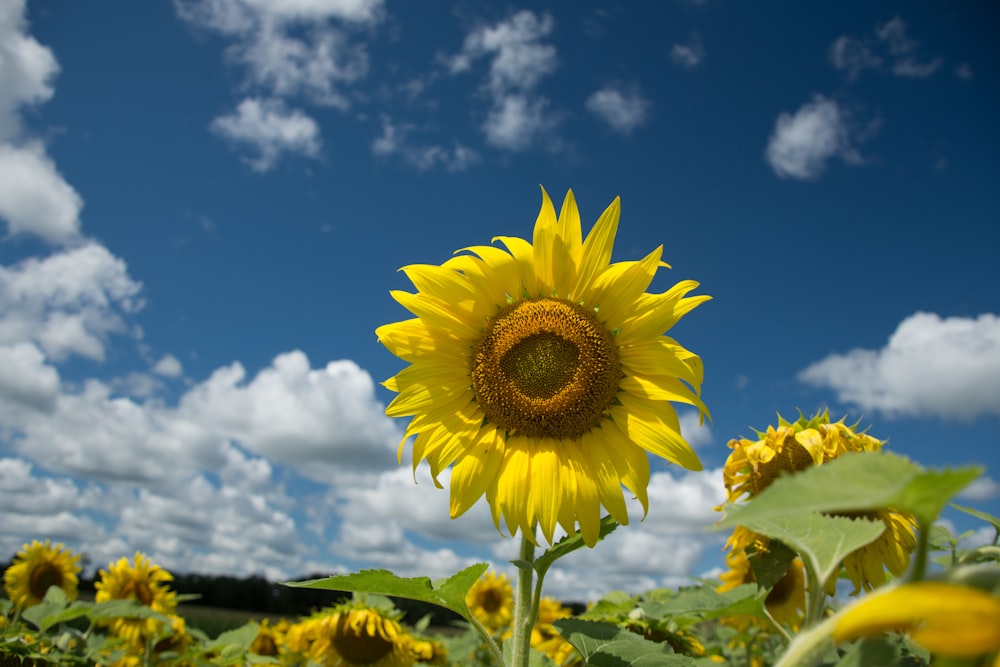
[377,187,709,546]
[3,540,81,609]
[249,618,290,656]
[466,570,513,633]
[720,410,917,593]
[833,582,1000,658]
[94,552,178,645]
[531,597,577,665]
[717,548,806,631]
[286,601,414,667]
[409,635,448,665]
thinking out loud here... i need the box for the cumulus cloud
[764,95,865,180]
[448,10,560,151]
[585,86,650,134]
[829,15,942,81]
[210,97,321,171]
[153,354,184,378]
[670,32,704,69]
[799,312,1000,420]
[0,142,83,245]
[371,115,479,171]
[0,243,143,362]
[0,0,59,142]
[957,475,998,502]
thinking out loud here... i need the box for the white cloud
[799,312,1000,420]
[0,142,83,245]
[371,116,479,171]
[957,475,999,502]
[827,35,882,81]
[585,86,650,134]
[0,0,59,142]
[829,15,942,81]
[210,97,321,171]
[679,409,712,449]
[175,0,383,33]
[955,63,974,80]
[764,95,863,180]
[448,11,560,152]
[670,32,704,69]
[0,243,143,362]
[0,342,60,412]
[153,354,184,378]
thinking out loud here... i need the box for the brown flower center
[471,298,620,439]
[478,587,505,612]
[28,562,65,600]
[122,579,154,606]
[333,615,395,665]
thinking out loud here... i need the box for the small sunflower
[719,410,917,594]
[289,601,415,667]
[3,540,81,609]
[717,548,806,631]
[466,570,514,633]
[377,187,710,546]
[94,552,178,645]
[250,618,290,656]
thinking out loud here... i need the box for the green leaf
[87,598,173,622]
[284,563,489,625]
[638,584,764,622]
[554,618,698,666]
[717,451,982,527]
[205,622,260,657]
[734,513,886,588]
[747,540,797,591]
[951,503,1000,534]
[20,587,90,633]
[534,515,620,580]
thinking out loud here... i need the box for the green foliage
[554,618,697,666]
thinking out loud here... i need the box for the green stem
[906,518,932,583]
[772,613,838,667]
[802,559,827,629]
[467,614,506,667]
[511,535,537,667]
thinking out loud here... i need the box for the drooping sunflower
[94,552,178,645]
[719,409,917,594]
[466,570,514,633]
[3,540,82,609]
[377,188,710,546]
[717,548,806,631]
[287,601,415,667]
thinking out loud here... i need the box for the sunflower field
[3,189,998,666]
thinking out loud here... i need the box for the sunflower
[531,597,576,665]
[287,602,415,667]
[250,618,290,656]
[466,570,514,633]
[94,552,178,645]
[719,410,917,594]
[717,548,806,631]
[3,540,82,609]
[377,188,710,546]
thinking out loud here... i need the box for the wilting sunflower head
[377,187,711,546]
[94,552,178,645]
[297,601,414,667]
[3,540,81,609]
[716,548,806,632]
[466,570,514,633]
[721,408,883,504]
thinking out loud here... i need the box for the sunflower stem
[511,535,536,667]
[906,518,932,583]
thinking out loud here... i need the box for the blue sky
[1,0,998,601]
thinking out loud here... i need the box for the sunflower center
[766,565,798,607]
[751,434,817,495]
[472,298,620,440]
[28,563,65,600]
[122,579,154,606]
[478,588,504,612]
[333,615,394,665]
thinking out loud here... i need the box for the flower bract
[3,539,81,609]
[377,187,710,545]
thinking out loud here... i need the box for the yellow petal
[532,186,558,295]
[612,396,703,471]
[574,196,620,298]
[833,582,1000,658]
[450,429,504,518]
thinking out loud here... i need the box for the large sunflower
[466,570,514,633]
[719,410,917,594]
[377,188,710,546]
[3,540,81,609]
[94,552,178,645]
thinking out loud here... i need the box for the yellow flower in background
[833,582,1000,658]
[531,597,577,666]
[466,570,514,633]
[94,552,178,645]
[717,548,806,631]
[719,410,917,593]
[250,618,290,656]
[377,188,710,546]
[3,540,81,609]
[287,602,414,667]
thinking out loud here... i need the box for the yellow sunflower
[531,597,576,665]
[94,552,178,645]
[719,410,917,594]
[466,570,514,633]
[717,548,806,631]
[377,187,710,546]
[287,602,415,667]
[3,540,81,609]
[250,618,290,656]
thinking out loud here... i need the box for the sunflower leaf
[534,515,619,580]
[717,451,982,527]
[554,618,698,665]
[283,563,489,624]
[735,514,886,589]
[950,503,1000,533]
[637,583,765,622]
